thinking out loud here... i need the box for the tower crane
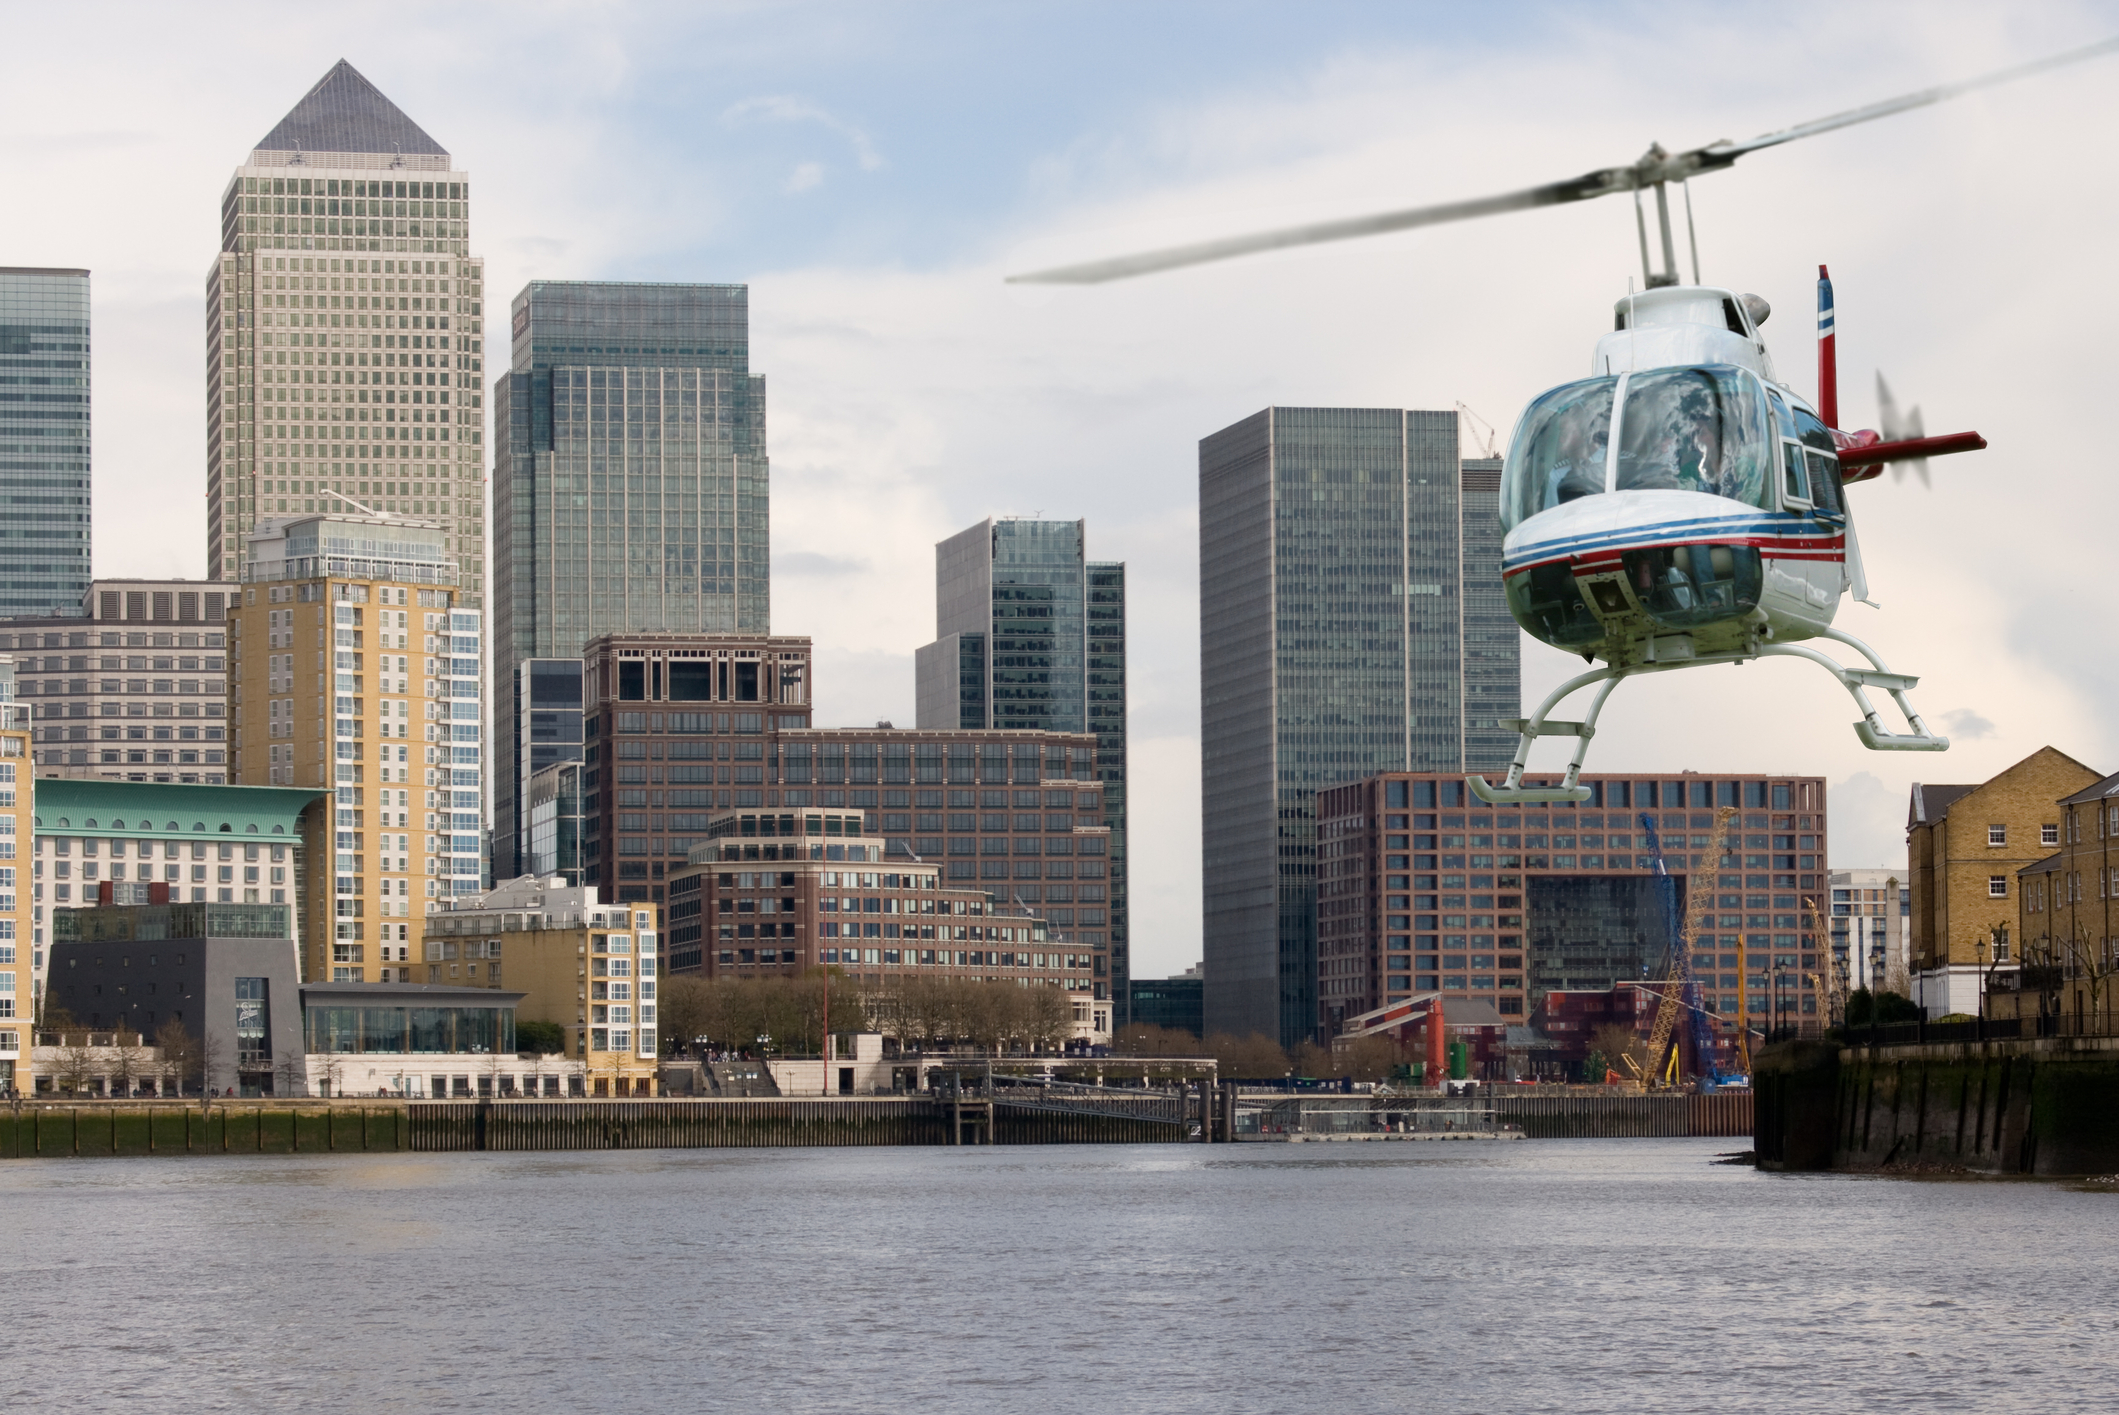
[1640,806,1737,1086]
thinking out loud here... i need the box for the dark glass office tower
[915,518,1129,1013]
[492,281,770,877]
[1459,458,1520,772]
[497,657,584,879]
[0,268,92,617]
[492,280,768,668]
[1198,408,1518,1048]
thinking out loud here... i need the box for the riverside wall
[2,1088,1755,1158]
[1754,1035,2119,1176]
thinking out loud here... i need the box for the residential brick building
[663,809,1106,1038]
[1315,770,1829,1042]
[2012,768,2119,1030]
[1906,747,2101,1017]
[579,632,1115,1000]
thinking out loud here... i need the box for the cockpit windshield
[1502,378,1612,531]
[1502,365,1775,531]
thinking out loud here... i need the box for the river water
[2,1138,2112,1413]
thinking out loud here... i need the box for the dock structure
[0,1084,1751,1156]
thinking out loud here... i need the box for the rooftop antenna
[325,488,386,518]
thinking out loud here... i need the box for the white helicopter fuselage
[1496,284,1860,671]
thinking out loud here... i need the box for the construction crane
[1804,898,1845,1027]
[1640,806,1737,1087]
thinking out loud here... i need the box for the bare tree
[200,1028,235,1096]
[1110,1022,1199,1057]
[1206,1031,1291,1079]
[1290,1040,1336,1078]
[153,1018,203,1098]
[2057,923,2119,1032]
[53,1033,99,1096]
[1021,985,1072,1054]
[274,1049,311,1098]
[1337,1034,1404,1084]
[1591,1023,1646,1081]
[111,1034,152,1097]
[656,975,715,1057]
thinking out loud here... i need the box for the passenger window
[1781,442,1810,505]
[1804,450,1843,515]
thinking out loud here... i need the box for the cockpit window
[1501,377,1613,531]
[1791,406,1844,516]
[1613,367,1770,505]
[1502,365,1772,532]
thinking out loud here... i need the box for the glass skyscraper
[1198,408,1518,1047]
[0,267,92,616]
[206,60,487,594]
[916,518,1130,1017]
[491,280,768,665]
[490,281,771,881]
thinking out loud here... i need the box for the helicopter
[1009,36,2118,802]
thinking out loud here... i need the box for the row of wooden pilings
[1491,1090,1753,1139]
[1,1089,1749,1156]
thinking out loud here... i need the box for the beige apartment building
[424,877,661,1095]
[228,512,483,984]
[0,578,236,782]
[1907,747,2103,1017]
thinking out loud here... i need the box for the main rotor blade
[1697,33,2119,163]
[1006,165,1630,284]
[1007,34,2119,286]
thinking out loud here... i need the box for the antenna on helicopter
[1008,36,2119,286]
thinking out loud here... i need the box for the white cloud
[784,161,825,193]
[1943,708,1998,740]
[724,94,884,171]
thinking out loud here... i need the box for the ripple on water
[0,1139,2113,1414]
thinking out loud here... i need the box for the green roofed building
[29,778,328,1014]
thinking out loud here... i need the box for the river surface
[2,1138,2112,1413]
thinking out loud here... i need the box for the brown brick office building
[1315,770,1830,1041]
[663,810,1109,1035]
[579,633,1116,1000]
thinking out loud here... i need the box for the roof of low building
[32,779,327,838]
[300,982,527,1007]
[1908,782,1976,829]
[2060,769,2119,806]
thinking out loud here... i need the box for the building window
[1987,824,2006,847]
[2041,823,2059,847]
[1988,875,2007,899]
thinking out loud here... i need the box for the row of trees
[35,1014,209,1096]
[655,971,1081,1057]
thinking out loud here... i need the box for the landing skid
[1466,626,1948,804]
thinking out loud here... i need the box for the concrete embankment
[3,1088,1756,1157]
[1754,1035,2119,1176]
[0,1096,1184,1156]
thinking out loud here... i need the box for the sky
[5,1,2118,978]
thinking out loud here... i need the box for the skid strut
[1467,633,1947,805]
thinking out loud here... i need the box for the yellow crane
[1805,898,1844,1028]
[1642,806,1737,1087]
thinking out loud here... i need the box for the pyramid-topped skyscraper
[206,60,487,600]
